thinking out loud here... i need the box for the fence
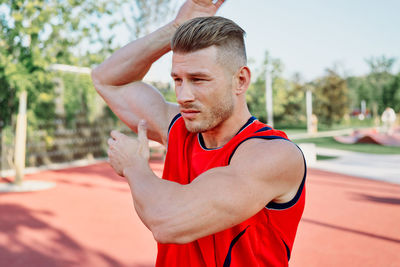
[0,64,168,179]
[0,113,134,176]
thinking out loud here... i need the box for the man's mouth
[181,109,200,119]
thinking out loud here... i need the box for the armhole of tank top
[267,141,306,210]
[227,135,307,211]
[166,113,182,151]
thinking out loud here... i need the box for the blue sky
[138,0,400,82]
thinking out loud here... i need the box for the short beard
[185,93,234,133]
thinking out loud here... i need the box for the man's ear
[234,66,251,95]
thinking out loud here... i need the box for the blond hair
[171,16,247,72]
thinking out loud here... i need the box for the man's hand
[174,0,225,26]
[107,120,150,176]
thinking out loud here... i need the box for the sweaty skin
[93,0,304,245]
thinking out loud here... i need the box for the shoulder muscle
[229,138,304,204]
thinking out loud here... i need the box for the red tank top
[156,114,306,267]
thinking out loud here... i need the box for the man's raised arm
[91,0,225,145]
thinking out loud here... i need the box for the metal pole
[14,91,27,185]
[306,90,313,134]
[49,64,91,74]
[0,125,3,178]
[361,100,366,115]
[266,68,274,127]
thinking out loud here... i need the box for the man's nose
[176,83,195,104]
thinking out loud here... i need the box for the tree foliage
[313,69,349,126]
[247,51,288,123]
[247,52,306,126]
[248,52,398,129]
[0,0,172,128]
[347,56,399,116]
[365,56,398,113]
[279,73,306,126]
[1,0,398,133]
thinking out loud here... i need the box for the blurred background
[1,0,399,172]
[1,0,399,173]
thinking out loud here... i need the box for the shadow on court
[0,203,122,266]
[1,162,399,266]
[301,218,400,244]
[291,169,400,267]
[349,192,400,205]
[0,162,160,267]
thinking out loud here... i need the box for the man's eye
[174,78,182,83]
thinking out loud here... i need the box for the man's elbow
[91,68,102,88]
[91,67,107,96]
[151,224,195,245]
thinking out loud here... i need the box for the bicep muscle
[93,79,179,144]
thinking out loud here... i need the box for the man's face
[171,46,235,133]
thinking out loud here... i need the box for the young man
[91,0,306,266]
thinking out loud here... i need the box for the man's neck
[201,108,252,149]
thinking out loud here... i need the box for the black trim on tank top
[198,116,256,151]
[227,135,307,210]
[266,172,306,210]
[223,226,249,267]
[198,134,222,150]
[235,116,257,135]
[254,126,272,133]
[228,135,289,164]
[282,239,291,261]
[266,145,307,210]
[168,113,182,134]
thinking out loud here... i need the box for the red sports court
[1,160,399,266]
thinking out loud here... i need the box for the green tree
[346,75,367,112]
[247,52,308,127]
[59,72,98,123]
[279,73,306,126]
[313,69,349,126]
[0,0,172,128]
[385,72,400,112]
[365,56,397,114]
[247,51,289,123]
[347,56,399,117]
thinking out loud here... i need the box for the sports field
[1,161,399,266]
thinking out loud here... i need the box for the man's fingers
[138,120,150,159]
[213,0,225,8]
[107,138,115,146]
[138,120,149,146]
[110,130,124,140]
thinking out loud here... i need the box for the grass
[317,155,339,160]
[317,118,376,131]
[293,136,400,155]
[284,129,308,135]
[277,117,377,133]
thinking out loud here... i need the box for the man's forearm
[92,0,226,86]
[92,21,178,86]
[123,164,243,245]
[123,164,188,242]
